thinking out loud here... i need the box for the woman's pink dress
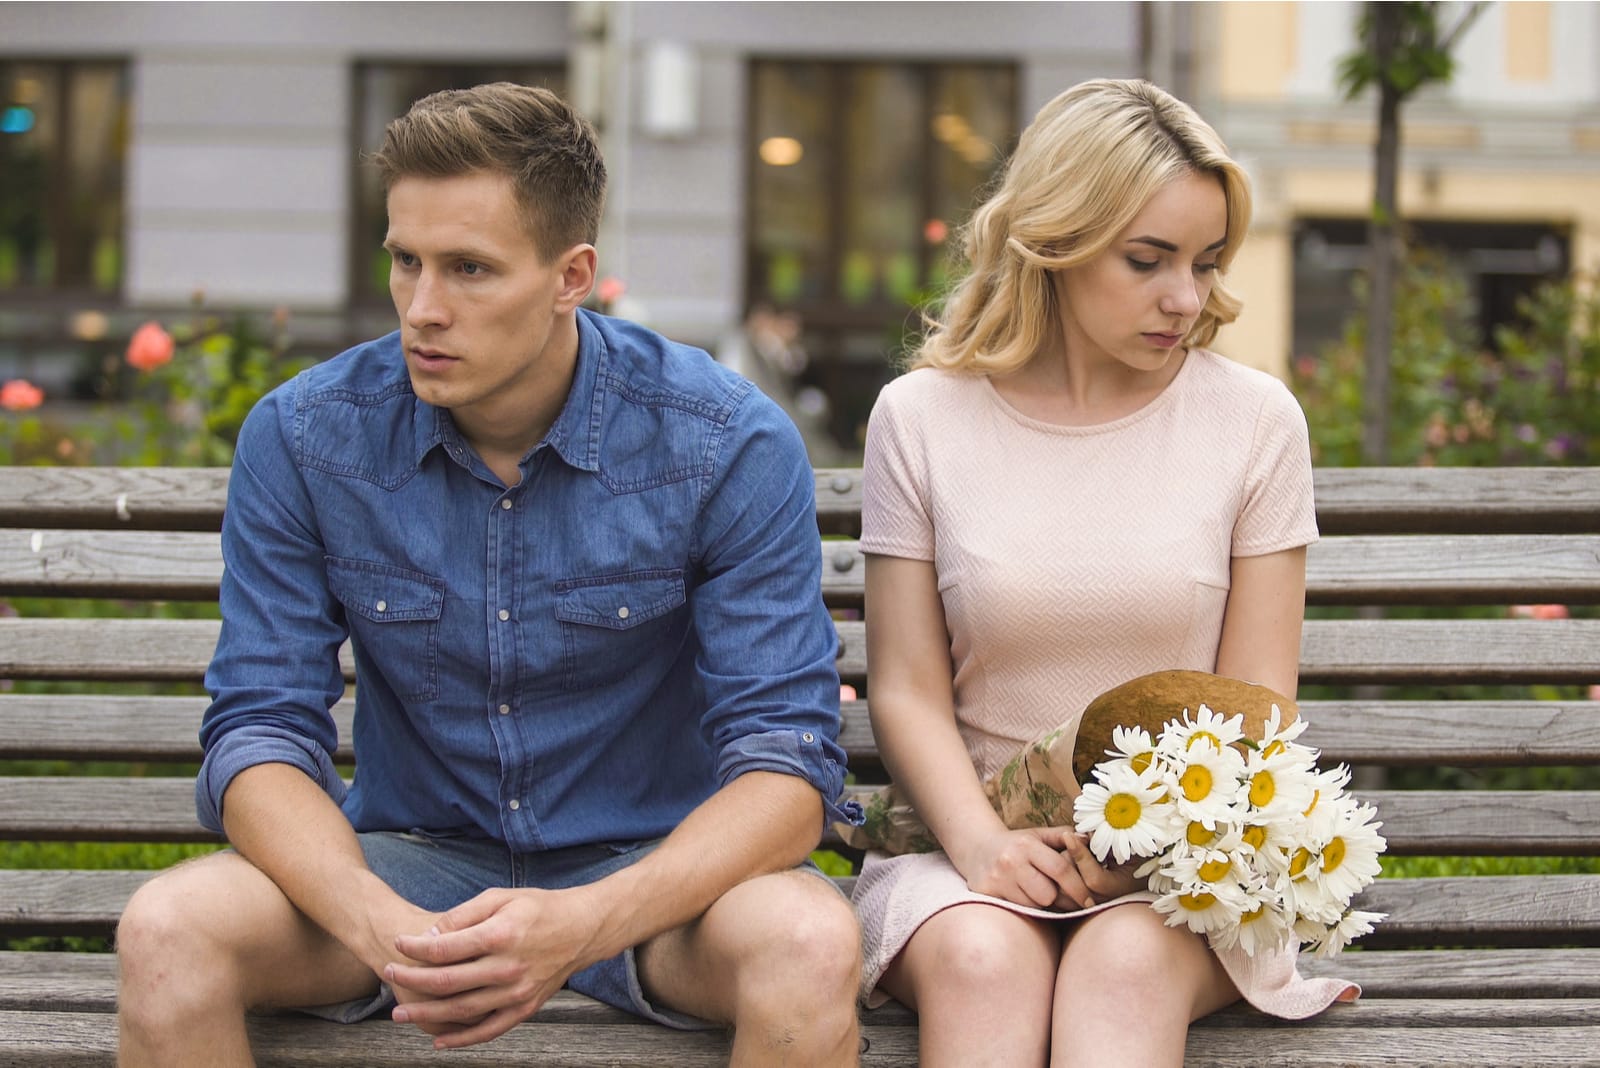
[854,348,1360,1018]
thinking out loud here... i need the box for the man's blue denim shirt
[197,309,858,850]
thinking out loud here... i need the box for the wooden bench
[3,464,1600,1066]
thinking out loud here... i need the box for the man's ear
[553,244,598,313]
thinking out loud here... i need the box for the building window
[747,59,1018,447]
[0,60,129,298]
[350,62,566,306]
[1292,217,1570,357]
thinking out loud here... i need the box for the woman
[854,79,1358,1066]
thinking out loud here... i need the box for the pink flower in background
[127,322,175,372]
[596,276,627,306]
[0,379,44,411]
[1509,604,1570,620]
[840,684,858,702]
[1590,685,1600,702]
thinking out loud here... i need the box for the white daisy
[1309,798,1387,903]
[1157,704,1246,759]
[1240,742,1317,823]
[1306,909,1387,958]
[1163,739,1247,830]
[1073,761,1175,865]
[1151,879,1249,937]
[1209,887,1293,957]
[1108,724,1161,776]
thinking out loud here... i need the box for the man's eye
[460,262,483,276]
[392,252,417,268]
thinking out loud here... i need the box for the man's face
[384,171,585,438]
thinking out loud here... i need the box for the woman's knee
[907,905,1058,1000]
[1060,906,1224,1010]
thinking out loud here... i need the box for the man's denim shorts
[300,830,830,1031]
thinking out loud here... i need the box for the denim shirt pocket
[554,569,687,691]
[326,556,446,703]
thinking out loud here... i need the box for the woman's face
[1053,171,1229,374]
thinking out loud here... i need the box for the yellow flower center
[1323,836,1346,873]
[1241,906,1266,925]
[1242,825,1268,850]
[1178,892,1216,911]
[1289,847,1313,878]
[1180,765,1214,802]
[1263,740,1286,758]
[1185,821,1214,847]
[1199,857,1232,882]
[1104,793,1143,830]
[1248,771,1276,807]
[1131,751,1154,774]
[1186,730,1221,752]
[1302,789,1321,817]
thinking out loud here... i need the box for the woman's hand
[952,827,1143,910]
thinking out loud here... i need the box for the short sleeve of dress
[861,378,935,562]
[1233,379,1319,558]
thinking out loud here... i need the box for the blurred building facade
[2,1,1596,453]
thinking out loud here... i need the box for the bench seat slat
[9,617,1600,685]
[2,1009,1598,1067]
[5,696,1598,768]
[9,948,1600,1015]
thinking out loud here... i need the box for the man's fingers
[430,1005,532,1050]
[435,889,509,934]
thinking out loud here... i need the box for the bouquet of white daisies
[1072,701,1387,958]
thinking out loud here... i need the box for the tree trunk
[1362,4,1404,467]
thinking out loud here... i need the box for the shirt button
[500,499,512,510]
[498,609,510,621]
[802,732,815,743]
[375,600,387,613]
[617,606,630,620]
[508,799,520,811]
[498,704,510,715]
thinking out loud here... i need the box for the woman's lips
[1142,332,1183,348]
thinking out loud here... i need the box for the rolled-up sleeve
[690,387,861,828]
[196,382,350,832]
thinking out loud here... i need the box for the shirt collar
[407,311,607,474]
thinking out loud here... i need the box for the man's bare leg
[116,851,383,1068]
[638,869,862,1066]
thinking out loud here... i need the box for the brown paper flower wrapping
[836,670,1298,855]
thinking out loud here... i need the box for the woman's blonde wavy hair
[911,79,1252,374]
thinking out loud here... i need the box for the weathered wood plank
[9,467,1600,536]
[3,1009,1600,1067]
[8,617,1600,686]
[0,696,357,762]
[0,530,222,600]
[0,619,355,682]
[10,948,1600,1014]
[830,789,1600,856]
[5,695,1596,769]
[4,866,1595,945]
[1311,467,1600,535]
[1297,618,1600,685]
[0,468,229,532]
[12,530,1600,608]
[842,700,1600,768]
[8,769,1600,855]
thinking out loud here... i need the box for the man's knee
[118,858,245,1023]
[727,874,861,1011]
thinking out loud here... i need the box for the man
[116,83,862,1066]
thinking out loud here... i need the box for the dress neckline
[980,349,1201,436]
